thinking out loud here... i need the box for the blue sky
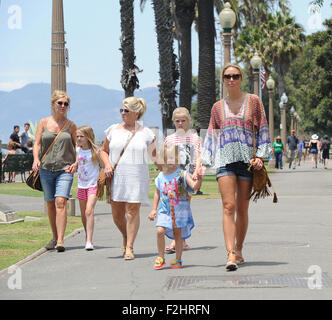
[0,0,331,92]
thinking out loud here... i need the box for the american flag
[260,65,266,90]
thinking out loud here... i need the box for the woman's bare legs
[218,175,237,254]
[54,197,67,243]
[46,201,57,240]
[125,203,141,253]
[235,179,252,262]
[111,201,127,252]
[218,175,251,267]
[111,201,141,258]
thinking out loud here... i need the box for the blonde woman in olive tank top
[33,90,77,252]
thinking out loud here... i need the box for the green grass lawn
[0,212,82,271]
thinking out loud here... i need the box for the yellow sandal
[124,246,134,260]
[226,250,238,271]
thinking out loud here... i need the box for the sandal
[183,243,190,250]
[170,259,183,269]
[169,259,182,269]
[124,246,134,260]
[235,244,245,264]
[122,246,126,256]
[226,250,238,271]
[165,244,176,253]
[154,257,166,270]
[55,241,65,252]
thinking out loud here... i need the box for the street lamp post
[280,92,288,147]
[219,2,236,98]
[250,52,262,96]
[296,114,301,136]
[266,75,275,144]
[51,0,67,93]
[290,106,295,132]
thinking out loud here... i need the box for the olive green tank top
[40,125,76,172]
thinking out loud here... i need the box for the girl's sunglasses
[120,108,130,113]
[224,74,241,80]
[57,101,69,107]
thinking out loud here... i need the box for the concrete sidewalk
[0,159,332,300]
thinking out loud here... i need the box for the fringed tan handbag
[248,122,278,203]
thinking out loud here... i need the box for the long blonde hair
[77,125,99,164]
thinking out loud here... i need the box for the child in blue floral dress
[148,145,202,269]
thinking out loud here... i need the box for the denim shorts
[39,168,74,202]
[216,161,253,181]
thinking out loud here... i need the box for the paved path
[1,159,332,300]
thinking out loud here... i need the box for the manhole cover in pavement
[165,274,332,290]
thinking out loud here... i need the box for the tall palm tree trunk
[153,0,179,135]
[197,0,215,129]
[120,0,140,97]
[175,0,196,110]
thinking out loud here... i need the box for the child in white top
[148,144,203,269]
[76,126,102,250]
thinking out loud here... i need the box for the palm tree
[119,0,140,97]
[152,0,179,134]
[234,11,305,97]
[174,0,196,110]
[197,0,216,129]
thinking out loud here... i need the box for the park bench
[1,153,33,183]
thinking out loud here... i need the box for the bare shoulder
[69,120,77,132]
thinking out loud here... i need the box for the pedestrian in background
[297,137,304,167]
[20,123,31,153]
[287,129,298,169]
[273,136,284,169]
[2,141,17,182]
[303,136,310,161]
[9,125,22,151]
[321,135,330,169]
[309,134,319,168]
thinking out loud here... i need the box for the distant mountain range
[0,83,163,147]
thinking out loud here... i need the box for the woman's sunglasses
[120,108,130,113]
[224,74,241,80]
[57,101,69,107]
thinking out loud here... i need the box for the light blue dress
[155,168,194,240]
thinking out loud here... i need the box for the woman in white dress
[100,97,157,260]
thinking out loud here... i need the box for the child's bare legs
[166,195,191,251]
[173,227,183,261]
[79,194,97,244]
[157,227,166,259]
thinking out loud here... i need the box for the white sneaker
[85,242,94,251]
